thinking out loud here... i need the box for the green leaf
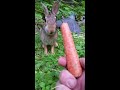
[35,63,41,70]
[76,46,81,50]
[42,86,45,90]
[40,82,45,87]
[64,7,70,10]
[48,80,53,84]
[46,85,50,90]
[35,72,41,80]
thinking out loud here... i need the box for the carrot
[60,23,82,78]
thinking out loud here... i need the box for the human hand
[56,57,85,90]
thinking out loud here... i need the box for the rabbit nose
[50,32,53,34]
[50,31,54,34]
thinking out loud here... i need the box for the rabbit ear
[41,2,49,16]
[52,1,59,15]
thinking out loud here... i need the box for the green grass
[35,26,85,90]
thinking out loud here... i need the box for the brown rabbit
[40,1,59,55]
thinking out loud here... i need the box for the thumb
[59,70,77,89]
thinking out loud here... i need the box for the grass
[35,25,85,90]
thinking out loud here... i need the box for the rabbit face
[44,14,57,35]
[41,1,59,35]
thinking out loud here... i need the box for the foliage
[35,0,85,22]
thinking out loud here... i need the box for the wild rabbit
[40,1,59,55]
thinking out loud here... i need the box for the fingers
[57,57,85,90]
[58,56,85,69]
[56,81,71,90]
[59,70,77,89]
[73,71,85,90]
[58,57,66,67]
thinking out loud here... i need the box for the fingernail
[66,79,76,89]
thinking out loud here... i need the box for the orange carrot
[60,23,82,78]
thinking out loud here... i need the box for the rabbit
[40,1,59,55]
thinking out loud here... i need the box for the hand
[56,57,85,90]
